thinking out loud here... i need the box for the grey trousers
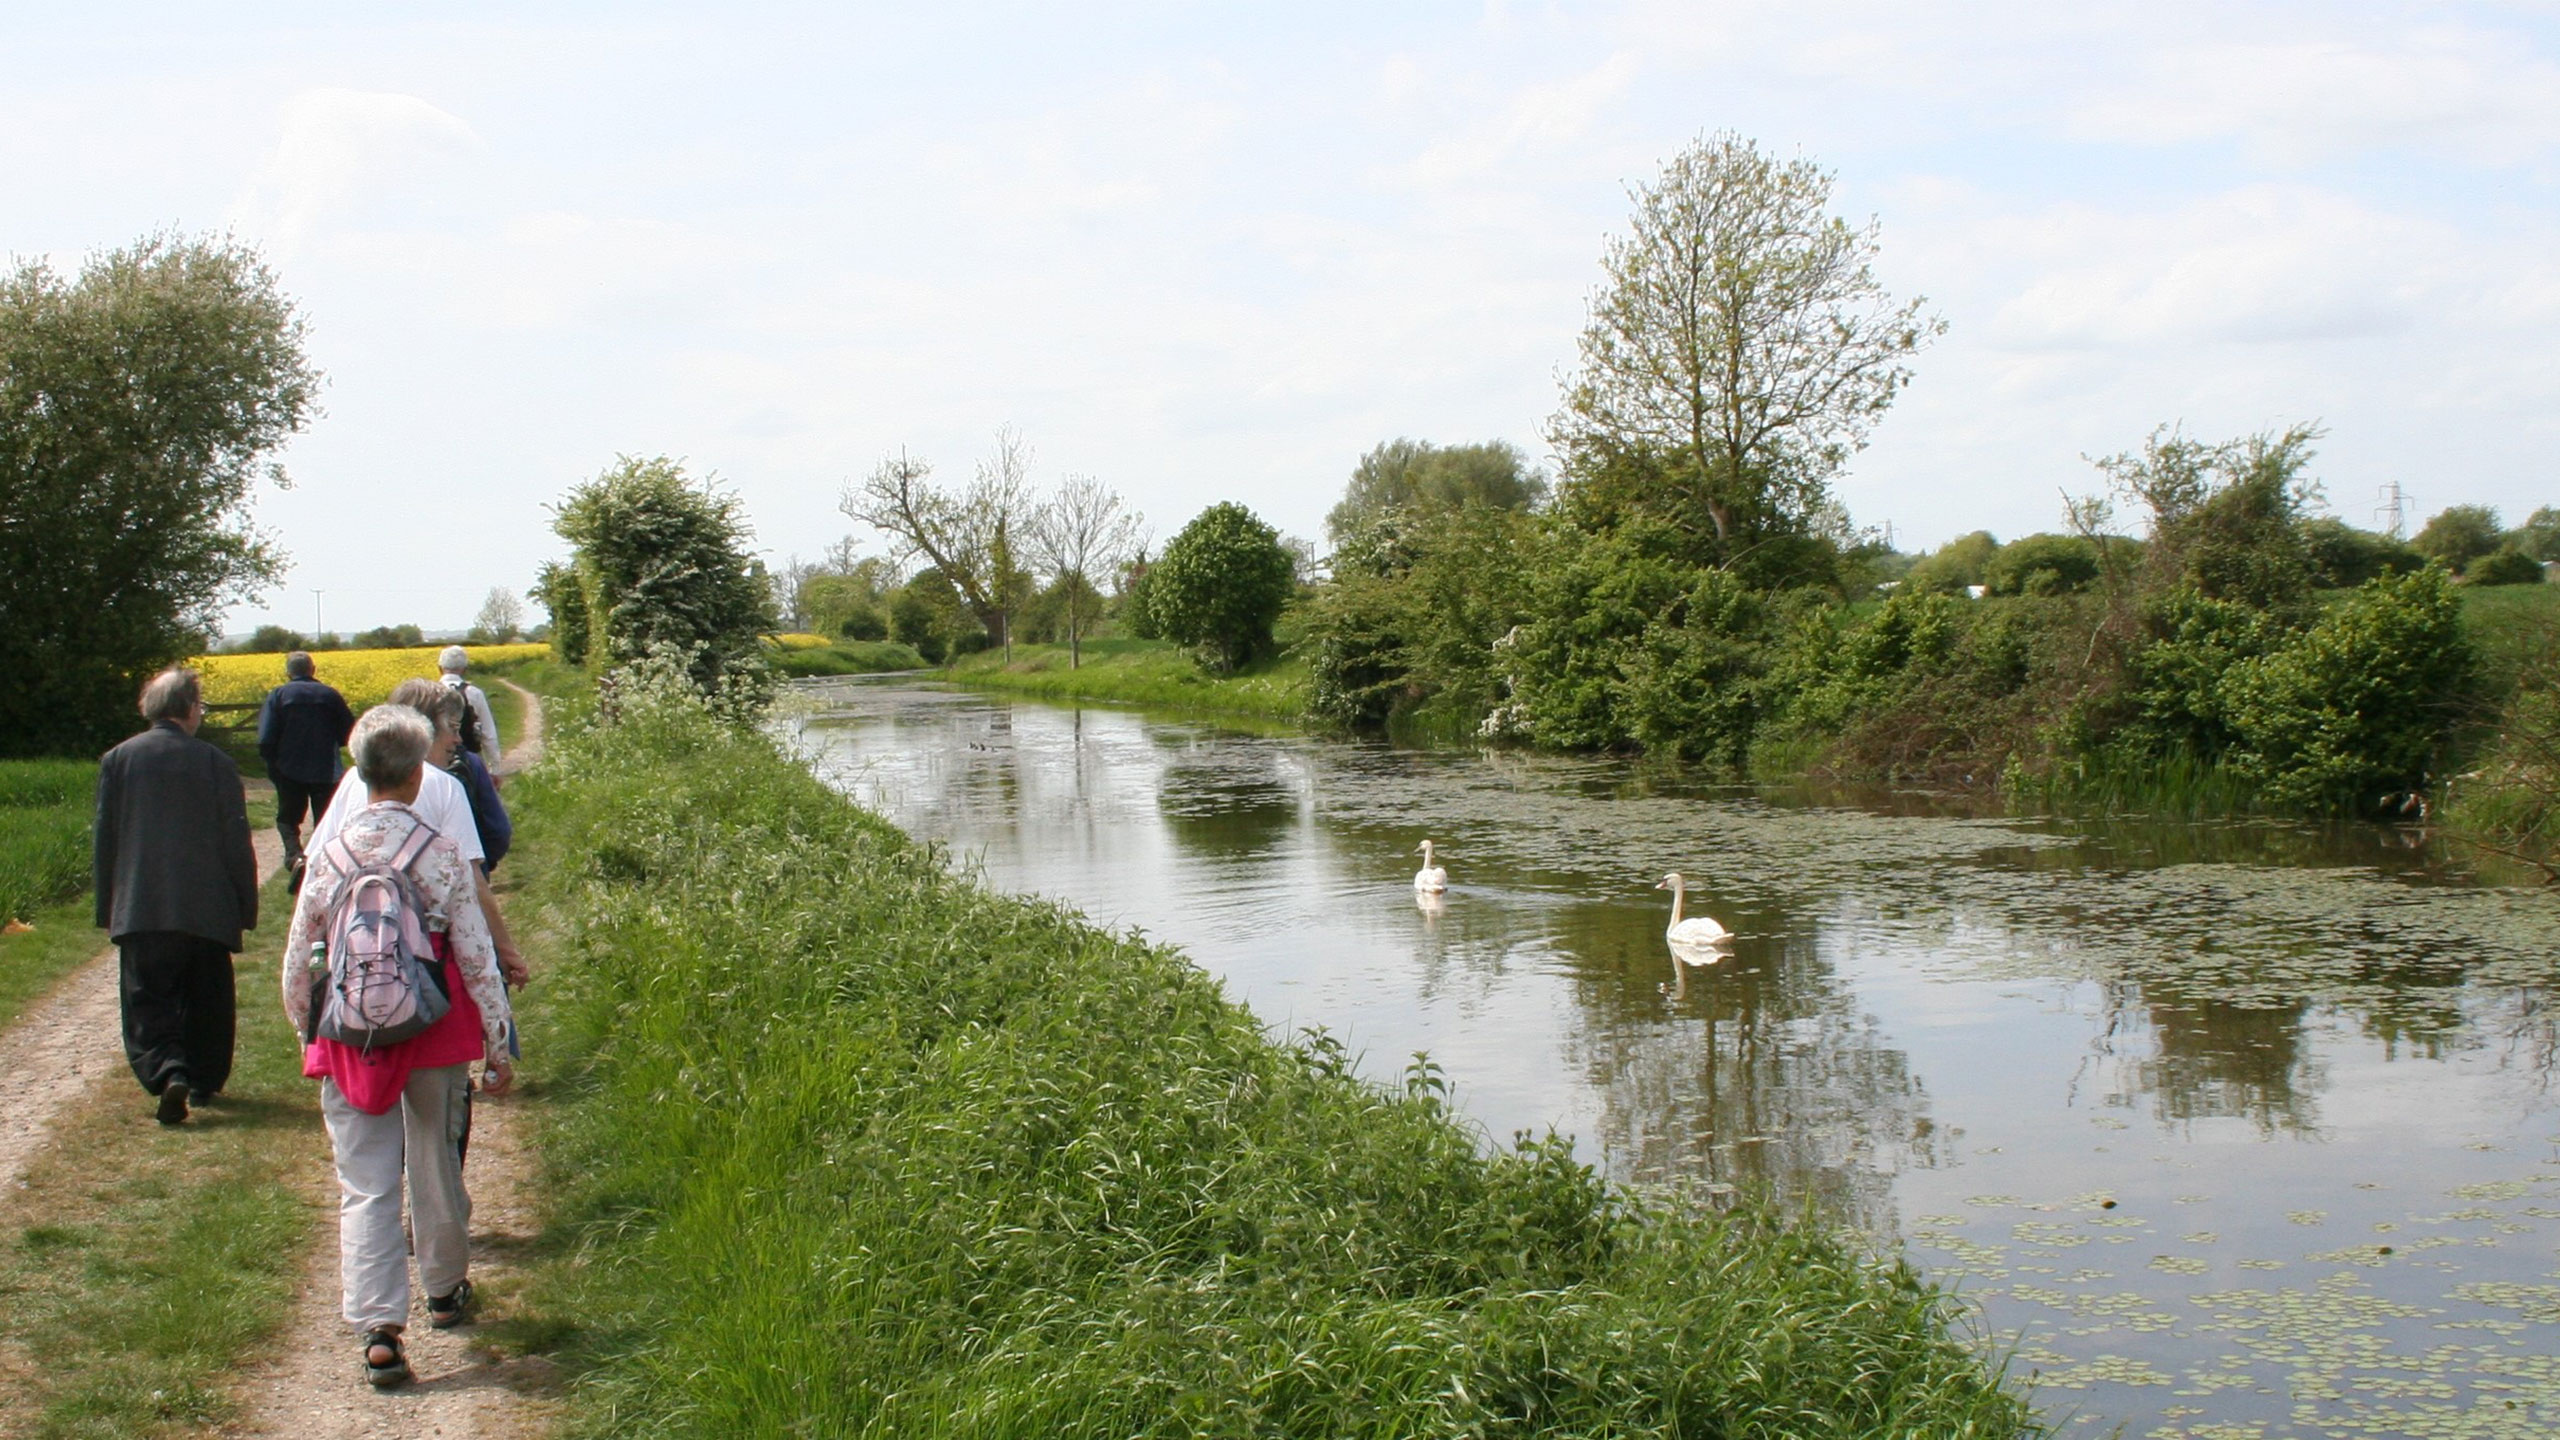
[320,1067,472,1331]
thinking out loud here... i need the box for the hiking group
[89,646,528,1389]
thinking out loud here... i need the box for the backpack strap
[389,816,439,874]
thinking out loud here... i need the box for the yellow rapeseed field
[193,644,551,710]
[770,632,832,650]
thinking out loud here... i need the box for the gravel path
[225,674,559,1433]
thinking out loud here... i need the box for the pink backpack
[307,820,452,1050]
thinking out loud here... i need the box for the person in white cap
[436,646,501,769]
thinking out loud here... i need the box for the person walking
[283,704,515,1388]
[436,646,501,769]
[93,667,259,1125]
[255,650,354,882]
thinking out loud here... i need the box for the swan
[1413,840,1450,893]
[1655,872,1732,947]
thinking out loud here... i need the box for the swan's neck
[1665,881,1685,929]
[1420,842,1434,866]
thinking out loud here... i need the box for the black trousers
[116,932,236,1097]
[273,774,334,859]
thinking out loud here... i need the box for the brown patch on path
[494,680,545,777]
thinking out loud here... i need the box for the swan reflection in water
[1659,932,1734,1000]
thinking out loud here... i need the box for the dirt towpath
[224,676,560,1435]
[0,825,285,1191]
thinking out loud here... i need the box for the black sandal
[363,1327,411,1388]
[427,1278,473,1329]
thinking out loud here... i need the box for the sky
[14,1,2560,635]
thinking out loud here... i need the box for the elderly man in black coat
[94,667,259,1126]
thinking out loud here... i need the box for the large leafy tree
[1324,438,1546,544]
[841,430,1038,655]
[1146,503,1295,673]
[1550,133,1940,567]
[0,234,319,755]
[549,456,776,694]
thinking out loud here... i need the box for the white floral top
[280,800,512,1061]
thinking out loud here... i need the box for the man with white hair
[94,667,258,1125]
[436,645,501,768]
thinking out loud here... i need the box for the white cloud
[1984,186,2448,349]
[231,88,479,250]
[2073,28,2560,164]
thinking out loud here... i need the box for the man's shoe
[156,1077,190,1126]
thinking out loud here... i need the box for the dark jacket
[255,678,354,785]
[449,749,512,871]
[95,722,260,949]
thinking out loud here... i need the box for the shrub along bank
[943,637,1312,724]
[510,667,2042,1438]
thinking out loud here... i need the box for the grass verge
[0,871,319,1440]
[769,639,927,678]
[2,760,96,926]
[942,637,1312,724]
[503,669,2043,1438]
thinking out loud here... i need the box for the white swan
[1413,840,1450,893]
[1656,872,1732,947]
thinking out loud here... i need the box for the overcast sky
[16,2,2560,634]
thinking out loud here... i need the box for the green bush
[510,681,2042,1437]
[2222,566,2472,812]
[1983,534,2100,596]
[2466,547,2546,587]
[1146,503,1296,673]
[549,455,777,695]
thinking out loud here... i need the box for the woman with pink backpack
[280,704,515,1389]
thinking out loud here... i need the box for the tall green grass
[944,638,1312,723]
[509,670,2042,1438]
[1,759,95,923]
[770,639,927,678]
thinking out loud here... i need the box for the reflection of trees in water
[2083,984,2323,1136]
[1155,743,1307,859]
[1559,906,1941,1235]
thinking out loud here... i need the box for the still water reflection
[789,680,2560,1439]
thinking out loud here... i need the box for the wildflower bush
[508,670,2043,1438]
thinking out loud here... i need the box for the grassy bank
[506,670,2041,1438]
[2,759,94,925]
[942,637,1312,723]
[0,869,316,1440]
[769,638,927,678]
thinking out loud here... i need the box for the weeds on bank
[504,668,2042,1438]
[1,759,95,925]
[0,875,318,1440]
[944,638,1312,724]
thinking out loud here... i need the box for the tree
[549,455,776,694]
[238,624,306,654]
[2512,506,2560,563]
[1146,503,1296,673]
[2413,505,2503,573]
[531,560,588,664]
[1324,439,1546,544]
[2096,424,2322,611]
[352,623,425,650]
[1549,133,1941,567]
[471,587,526,643]
[841,430,1038,656]
[1028,474,1144,668]
[0,234,319,755]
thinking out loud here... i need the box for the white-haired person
[436,645,501,769]
[283,704,514,1388]
[305,696,528,991]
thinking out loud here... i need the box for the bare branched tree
[840,434,1039,651]
[1028,474,1144,668]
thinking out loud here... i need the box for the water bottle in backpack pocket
[306,821,453,1050]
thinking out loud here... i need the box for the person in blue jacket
[255,651,354,877]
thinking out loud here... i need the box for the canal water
[789,678,2560,1440]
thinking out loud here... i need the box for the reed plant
[508,668,2042,1438]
